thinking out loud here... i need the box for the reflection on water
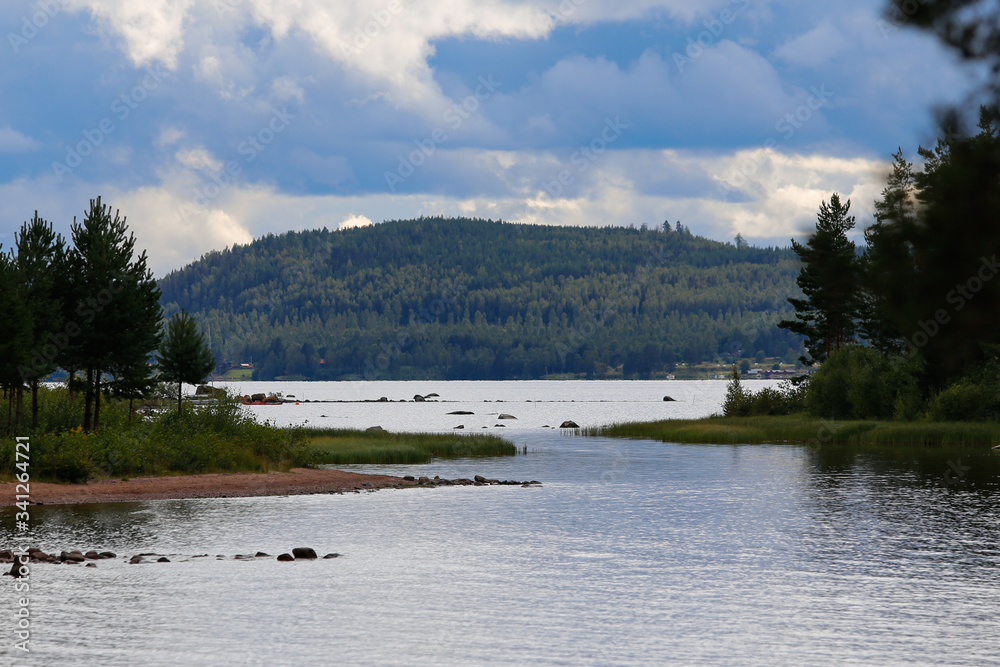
[2,434,999,666]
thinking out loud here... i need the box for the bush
[928,380,998,422]
[0,386,308,482]
[805,346,922,420]
[722,366,807,416]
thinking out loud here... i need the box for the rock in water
[663,396,676,402]
[413,394,425,402]
[323,553,341,559]
[559,420,580,428]
[292,547,317,560]
[277,553,294,562]
[498,413,517,419]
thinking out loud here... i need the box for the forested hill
[158,218,804,380]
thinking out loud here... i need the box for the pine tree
[14,213,65,428]
[778,193,863,364]
[66,197,163,430]
[0,248,32,431]
[158,311,216,415]
[859,149,914,355]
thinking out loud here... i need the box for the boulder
[447,411,474,415]
[292,547,317,560]
[277,553,294,562]
[157,557,170,563]
[86,563,97,568]
[85,551,100,560]
[559,420,580,429]
[474,475,486,483]
[98,551,116,559]
[663,396,676,402]
[454,425,465,429]
[255,552,270,558]
[129,555,144,564]
[378,396,389,402]
[498,413,517,419]
[61,551,86,563]
[494,424,506,427]
[413,394,425,402]
[323,553,341,559]
[403,475,415,481]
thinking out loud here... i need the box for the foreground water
[2,381,999,666]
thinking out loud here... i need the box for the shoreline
[2,468,414,506]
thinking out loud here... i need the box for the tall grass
[298,427,516,465]
[586,415,1000,447]
[0,387,310,482]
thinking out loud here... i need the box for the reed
[300,428,517,465]
[586,415,1000,447]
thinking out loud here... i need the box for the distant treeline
[158,218,805,380]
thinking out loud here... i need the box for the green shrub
[805,346,922,420]
[928,380,998,422]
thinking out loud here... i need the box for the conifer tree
[14,213,65,428]
[778,193,863,364]
[158,311,216,415]
[66,197,162,430]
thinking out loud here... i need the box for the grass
[0,388,518,482]
[586,414,1000,447]
[298,427,517,465]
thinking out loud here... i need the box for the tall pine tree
[779,193,863,364]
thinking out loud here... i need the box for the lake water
[2,380,1000,666]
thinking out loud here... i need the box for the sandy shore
[2,468,413,506]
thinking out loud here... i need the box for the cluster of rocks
[3,548,344,572]
[402,474,541,488]
[3,548,116,575]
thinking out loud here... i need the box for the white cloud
[175,146,223,172]
[67,0,194,69]
[773,21,851,68]
[338,214,373,229]
[0,127,41,153]
[156,126,186,147]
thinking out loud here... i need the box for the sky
[0,0,980,275]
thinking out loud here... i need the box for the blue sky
[0,0,978,274]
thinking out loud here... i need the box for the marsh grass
[298,427,516,465]
[587,415,1000,447]
[0,387,310,483]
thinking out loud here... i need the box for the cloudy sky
[0,0,979,275]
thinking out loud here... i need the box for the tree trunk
[93,369,102,432]
[14,386,23,429]
[177,381,183,416]
[83,368,93,432]
[31,381,38,430]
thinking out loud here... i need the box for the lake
[2,380,999,666]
